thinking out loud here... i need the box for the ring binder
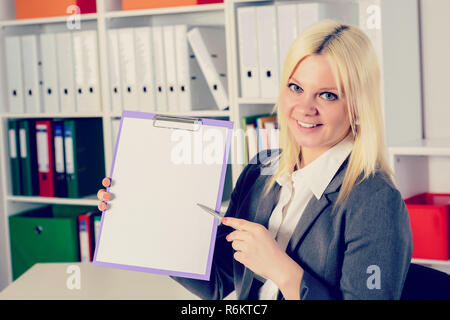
[152,114,202,131]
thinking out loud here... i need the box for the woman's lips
[296,120,323,131]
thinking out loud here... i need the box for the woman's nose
[295,96,318,116]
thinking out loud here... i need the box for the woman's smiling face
[281,54,351,158]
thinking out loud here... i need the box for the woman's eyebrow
[289,77,338,91]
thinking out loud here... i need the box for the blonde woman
[98,20,412,300]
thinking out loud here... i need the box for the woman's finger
[226,230,250,242]
[97,189,111,201]
[98,201,107,211]
[231,240,246,252]
[102,177,111,188]
[221,217,253,231]
[97,189,105,201]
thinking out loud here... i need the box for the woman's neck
[299,147,327,169]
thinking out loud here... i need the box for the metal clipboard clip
[152,114,203,131]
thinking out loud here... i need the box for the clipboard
[93,111,233,280]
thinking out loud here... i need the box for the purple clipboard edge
[92,110,234,281]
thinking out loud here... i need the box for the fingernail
[104,193,110,201]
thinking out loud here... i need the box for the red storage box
[405,193,450,260]
[122,0,223,11]
[15,0,96,20]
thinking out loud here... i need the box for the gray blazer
[173,150,413,300]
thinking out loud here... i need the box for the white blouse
[258,134,354,300]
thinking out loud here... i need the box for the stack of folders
[107,25,228,113]
[4,30,101,114]
[237,2,358,99]
[239,114,279,166]
[78,210,102,262]
[8,118,105,198]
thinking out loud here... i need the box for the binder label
[36,125,49,173]
[19,128,27,158]
[79,220,89,262]
[8,129,17,159]
[64,131,75,174]
[55,135,65,173]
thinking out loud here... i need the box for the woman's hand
[97,177,112,211]
[222,217,304,299]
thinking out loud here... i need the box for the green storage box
[9,204,97,280]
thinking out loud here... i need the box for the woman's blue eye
[288,83,302,93]
[320,92,338,101]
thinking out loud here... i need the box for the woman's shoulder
[248,149,282,167]
[346,170,404,210]
[235,149,282,186]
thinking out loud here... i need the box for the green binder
[18,120,39,196]
[64,118,105,198]
[9,204,96,280]
[7,119,23,195]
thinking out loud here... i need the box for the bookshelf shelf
[237,97,277,105]
[6,195,99,206]
[0,13,98,27]
[389,138,450,156]
[0,113,105,119]
[412,258,450,267]
[109,110,230,118]
[104,3,225,19]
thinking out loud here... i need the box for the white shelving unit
[389,140,450,273]
[386,0,450,274]
[0,0,444,290]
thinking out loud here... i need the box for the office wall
[420,0,450,140]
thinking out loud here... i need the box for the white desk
[0,262,236,300]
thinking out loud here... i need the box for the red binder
[35,120,56,197]
[78,212,96,262]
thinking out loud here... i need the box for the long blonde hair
[264,20,394,209]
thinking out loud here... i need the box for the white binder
[163,25,179,113]
[73,30,101,113]
[276,3,298,75]
[237,6,260,99]
[256,5,279,99]
[40,33,60,113]
[56,32,76,114]
[107,29,123,113]
[187,27,229,110]
[118,28,138,111]
[175,25,216,112]
[152,26,168,112]
[21,35,42,113]
[133,27,156,113]
[4,36,25,114]
[111,118,121,153]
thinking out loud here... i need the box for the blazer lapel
[240,173,281,299]
[286,156,349,256]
